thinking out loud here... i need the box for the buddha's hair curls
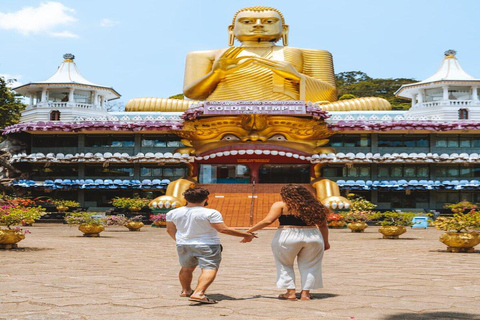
[232,6,285,25]
[280,184,329,225]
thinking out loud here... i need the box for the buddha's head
[229,6,289,46]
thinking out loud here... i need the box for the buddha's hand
[251,57,302,81]
[212,47,256,77]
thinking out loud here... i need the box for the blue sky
[1,0,479,105]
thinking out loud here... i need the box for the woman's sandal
[278,294,297,301]
[188,296,218,304]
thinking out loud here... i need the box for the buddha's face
[233,10,283,43]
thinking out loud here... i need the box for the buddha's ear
[228,25,235,46]
[282,25,289,46]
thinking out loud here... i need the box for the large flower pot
[348,222,368,233]
[379,226,406,239]
[328,221,346,228]
[0,229,26,249]
[125,221,144,231]
[128,207,141,212]
[152,221,166,228]
[56,205,69,213]
[78,224,105,237]
[439,231,480,253]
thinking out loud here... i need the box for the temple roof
[420,50,478,83]
[395,50,480,98]
[14,54,120,100]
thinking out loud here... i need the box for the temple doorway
[258,164,310,183]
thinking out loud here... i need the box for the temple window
[50,110,61,121]
[425,88,442,102]
[140,166,186,179]
[85,135,134,148]
[344,165,370,178]
[31,164,78,178]
[435,135,480,148]
[378,135,429,148]
[458,108,469,120]
[378,191,429,208]
[378,165,429,178]
[141,135,184,148]
[448,87,470,100]
[32,135,77,148]
[328,134,370,147]
[73,90,92,104]
[436,165,480,178]
[85,165,134,177]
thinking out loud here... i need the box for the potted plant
[150,213,167,227]
[370,211,416,239]
[434,209,480,253]
[105,215,127,227]
[65,212,106,237]
[327,213,346,228]
[343,194,376,232]
[111,197,149,212]
[53,199,80,213]
[0,204,46,249]
[124,215,144,231]
[444,200,478,214]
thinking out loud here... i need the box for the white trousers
[271,227,324,290]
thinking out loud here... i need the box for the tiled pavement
[1,224,480,320]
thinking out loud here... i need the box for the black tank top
[278,214,308,226]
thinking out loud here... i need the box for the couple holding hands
[166,184,330,304]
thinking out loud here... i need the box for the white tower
[395,50,480,121]
[14,53,120,123]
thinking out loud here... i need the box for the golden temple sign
[204,101,306,115]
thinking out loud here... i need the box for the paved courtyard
[1,224,480,320]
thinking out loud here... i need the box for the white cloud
[0,1,78,38]
[0,74,23,88]
[50,31,79,38]
[100,18,119,27]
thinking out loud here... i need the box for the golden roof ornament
[444,49,456,59]
[63,53,75,62]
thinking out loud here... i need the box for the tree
[335,71,416,110]
[168,93,184,100]
[105,100,125,112]
[0,77,25,129]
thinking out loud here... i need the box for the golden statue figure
[126,6,389,111]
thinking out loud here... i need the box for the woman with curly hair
[246,184,330,301]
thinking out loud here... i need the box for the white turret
[396,50,480,121]
[14,53,120,123]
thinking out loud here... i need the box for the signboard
[204,100,306,115]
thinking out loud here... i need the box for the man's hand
[240,232,257,243]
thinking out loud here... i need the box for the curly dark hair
[280,184,329,225]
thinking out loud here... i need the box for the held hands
[213,47,301,81]
[240,232,257,243]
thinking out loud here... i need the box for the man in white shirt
[166,187,256,304]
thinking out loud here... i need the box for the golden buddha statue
[126,6,389,111]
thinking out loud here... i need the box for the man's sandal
[188,296,217,304]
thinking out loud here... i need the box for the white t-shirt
[166,206,224,245]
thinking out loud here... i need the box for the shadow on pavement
[189,292,338,304]
[383,312,480,320]
[8,247,54,252]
